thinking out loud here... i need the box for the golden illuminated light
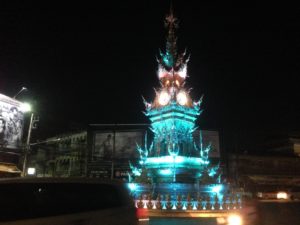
[227,215,242,225]
[176,91,188,105]
[216,217,226,224]
[158,91,171,106]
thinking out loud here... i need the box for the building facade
[27,125,221,180]
[28,131,87,177]
[227,153,300,193]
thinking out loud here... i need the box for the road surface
[146,201,300,225]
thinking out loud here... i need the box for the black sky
[0,1,300,152]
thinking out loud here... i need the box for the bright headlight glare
[277,192,288,199]
[227,214,242,225]
[27,167,36,175]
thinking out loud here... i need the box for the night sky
[0,1,299,153]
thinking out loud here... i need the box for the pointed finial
[165,3,178,34]
[169,1,174,18]
[162,3,178,68]
[158,3,189,71]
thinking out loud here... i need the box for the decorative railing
[135,194,242,211]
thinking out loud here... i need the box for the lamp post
[22,113,34,177]
[20,101,39,177]
[13,87,27,99]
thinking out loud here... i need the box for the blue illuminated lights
[127,183,138,192]
[145,156,209,168]
[130,59,221,185]
[211,184,223,194]
[159,169,173,176]
[129,163,142,176]
[208,167,218,177]
[128,8,226,204]
[162,52,174,68]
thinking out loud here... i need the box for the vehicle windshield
[0,182,129,221]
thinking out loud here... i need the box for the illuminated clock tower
[130,9,221,195]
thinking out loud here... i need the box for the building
[263,134,300,156]
[28,131,87,177]
[27,125,221,181]
[227,152,300,194]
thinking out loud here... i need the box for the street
[149,218,218,225]
[143,201,300,225]
[256,200,300,225]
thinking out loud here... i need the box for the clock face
[158,91,171,106]
[176,91,188,105]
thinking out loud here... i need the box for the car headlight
[217,215,243,225]
[277,192,288,199]
[227,214,243,225]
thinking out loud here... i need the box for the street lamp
[30,138,61,146]
[20,102,31,113]
[13,87,27,99]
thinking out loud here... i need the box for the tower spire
[161,5,178,69]
[159,5,188,72]
[165,3,178,58]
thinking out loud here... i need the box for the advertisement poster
[0,94,25,149]
[93,132,114,159]
[93,131,144,160]
[114,131,143,159]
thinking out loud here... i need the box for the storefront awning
[0,162,21,173]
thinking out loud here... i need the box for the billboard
[0,94,25,149]
[92,130,144,161]
[193,130,220,158]
[93,132,114,160]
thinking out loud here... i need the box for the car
[0,177,139,225]
[256,191,291,200]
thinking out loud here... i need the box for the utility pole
[22,113,38,177]
[111,127,116,180]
